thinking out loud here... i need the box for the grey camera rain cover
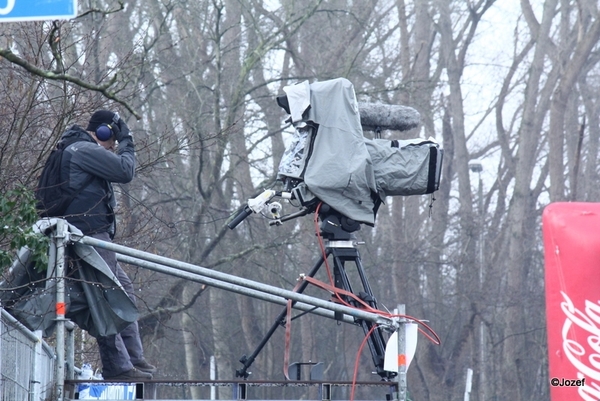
[365,137,441,197]
[280,78,378,225]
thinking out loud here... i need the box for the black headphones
[95,112,120,141]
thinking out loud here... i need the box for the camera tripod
[235,204,395,381]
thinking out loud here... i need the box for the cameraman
[59,110,155,380]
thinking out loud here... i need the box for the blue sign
[0,0,77,22]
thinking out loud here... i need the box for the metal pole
[477,172,486,401]
[469,162,486,401]
[54,219,67,401]
[31,330,43,401]
[396,304,406,401]
[116,254,357,325]
[76,236,393,328]
[65,321,75,380]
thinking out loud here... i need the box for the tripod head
[317,204,360,241]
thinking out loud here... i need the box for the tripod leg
[331,250,395,380]
[354,255,393,378]
[236,252,328,378]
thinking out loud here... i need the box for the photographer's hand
[115,118,133,142]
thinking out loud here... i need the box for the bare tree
[6,1,600,400]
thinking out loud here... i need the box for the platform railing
[42,219,406,400]
[0,307,56,401]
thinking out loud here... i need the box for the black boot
[103,367,153,381]
[133,360,157,374]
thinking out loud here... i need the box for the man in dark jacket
[61,110,155,380]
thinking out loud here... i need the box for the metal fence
[0,308,56,401]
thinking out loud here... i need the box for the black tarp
[0,219,138,338]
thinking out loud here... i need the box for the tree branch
[0,47,141,119]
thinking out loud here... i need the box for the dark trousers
[91,232,145,376]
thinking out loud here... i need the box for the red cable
[312,208,441,344]
[299,275,441,345]
[313,203,336,286]
[313,203,353,306]
[350,324,379,401]
[283,206,441,378]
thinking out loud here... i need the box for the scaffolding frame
[45,219,409,401]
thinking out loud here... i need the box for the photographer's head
[87,109,119,150]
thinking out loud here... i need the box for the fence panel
[1,308,55,401]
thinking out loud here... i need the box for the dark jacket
[60,125,135,236]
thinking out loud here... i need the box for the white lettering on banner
[560,291,600,400]
[0,0,15,15]
[578,372,600,401]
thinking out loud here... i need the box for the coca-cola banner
[543,202,600,401]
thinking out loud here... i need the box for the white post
[396,304,406,401]
[210,355,216,400]
[464,368,473,401]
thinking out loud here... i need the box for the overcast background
[1,1,599,400]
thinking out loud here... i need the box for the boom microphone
[358,102,421,132]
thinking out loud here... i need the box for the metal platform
[4,219,412,401]
[64,379,399,400]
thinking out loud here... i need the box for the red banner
[543,202,600,401]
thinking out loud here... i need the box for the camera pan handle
[227,206,253,229]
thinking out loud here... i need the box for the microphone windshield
[358,102,421,132]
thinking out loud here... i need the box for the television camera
[227,78,443,381]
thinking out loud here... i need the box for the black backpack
[35,138,94,218]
